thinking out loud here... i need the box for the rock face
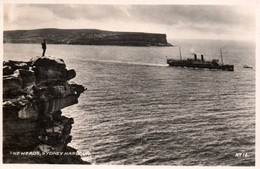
[3,56,89,164]
[4,28,173,47]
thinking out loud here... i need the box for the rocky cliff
[3,56,89,164]
[4,28,172,47]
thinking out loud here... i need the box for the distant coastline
[4,28,172,47]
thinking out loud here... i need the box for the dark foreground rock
[3,56,89,164]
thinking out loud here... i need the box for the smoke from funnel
[190,48,195,53]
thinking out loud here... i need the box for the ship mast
[220,48,223,65]
[179,46,182,60]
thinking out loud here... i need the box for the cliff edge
[3,56,89,164]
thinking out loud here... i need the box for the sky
[4,4,256,41]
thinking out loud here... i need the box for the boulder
[3,70,23,96]
[3,65,13,75]
[18,102,39,120]
[18,69,35,88]
[31,56,67,83]
[31,56,65,69]
[70,83,86,95]
[3,60,30,71]
[67,69,76,80]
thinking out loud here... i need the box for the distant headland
[4,28,172,47]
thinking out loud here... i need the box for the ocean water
[4,39,255,165]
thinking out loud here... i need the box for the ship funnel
[194,54,197,60]
[201,54,204,61]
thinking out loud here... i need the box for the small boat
[166,47,234,71]
[243,65,253,69]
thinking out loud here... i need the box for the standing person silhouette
[41,39,46,56]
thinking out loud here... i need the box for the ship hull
[167,59,234,71]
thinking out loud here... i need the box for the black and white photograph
[1,0,258,168]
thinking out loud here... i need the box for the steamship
[166,47,234,71]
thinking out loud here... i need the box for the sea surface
[4,39,255,165]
